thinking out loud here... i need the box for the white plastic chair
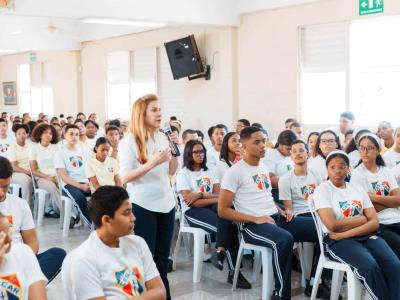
[232,237,274,300]
[8,183,22,197]
[29,166,49,227]
[55,174,76,238]
[172,188,210,283]
[308,198,363,300]
[295,241,314,287]
[61,249,77,300]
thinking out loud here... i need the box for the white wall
[0,51,80,117]
[237,0,400,137]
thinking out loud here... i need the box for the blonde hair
[130,94,159,164]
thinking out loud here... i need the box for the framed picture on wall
[2,81,17,105]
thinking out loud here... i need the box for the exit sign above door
[359,0,384,16]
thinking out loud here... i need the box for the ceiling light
[81,18,166,28]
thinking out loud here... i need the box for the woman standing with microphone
[119,94,178,299]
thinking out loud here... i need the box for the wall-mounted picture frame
[2,81,17,105]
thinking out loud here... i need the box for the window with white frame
[300,16,400,127]
[106,48,184,122]
[17,62,54,117]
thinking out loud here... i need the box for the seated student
[0,211,47,300]
[29,124,61,217]
[207,124,228,167]
[218,126,319,300]
[289,122,303,140]
[262,130,297,201]
[284,118,297,130]
[8,124,33,204]
[86,137,123,193]
[0,118,14,158]
[85,119,99,150]
[278,140,329,297]
[177,129,199,170]
[313,150,400,300]
[235,118,250,134]
[307,132,319,160]
[0,157,66,284]
[308,129,341,181]
[54,124,92,227]
[215,132,242,182]
[346,128,371,169]
[383,127,400,168]
[351,133,400,258]
[377,121,394,154]
[176,140,250,288]
[105,125,120,160]
[76,112,86,122]
[196,130,204,144]
[70,186,166,300]
[75,119,93,154]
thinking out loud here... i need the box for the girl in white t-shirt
[345,128,371,169]
[0,211,47,300]
[29,123,61,216]
[0,118,14,158]
[307,132,319,160]
[308,129,341,181]
[71,186,165,300]
[215,132,242,183]
[8,124,33,205]
[176,139,250,289]
[383,128,400,168]
[313,150,400,300]
[351,133,400,259]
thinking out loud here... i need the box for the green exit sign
[359,0,384,16]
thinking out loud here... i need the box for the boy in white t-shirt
[219,127,317,300]
[383,128,400,168]
[0,157,66,283]
[0,118,14,158]
[54,124,92,227]
[0,211,47,300]
[70,186,165,300]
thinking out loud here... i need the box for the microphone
[162,124,180,157]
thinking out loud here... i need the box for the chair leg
[346,271,362,300]
[261,249,273,300]
[232,241,245,290]
[310,258,324,300]
[252,250,262,283]
[299,242,314,287]
[36,191,46,227]
[172,231,183,271]
[192,231,205,283]
[62,197,72,238]
[331,270,345,300]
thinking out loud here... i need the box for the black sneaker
[304,280,332,300]
[167,258,173,273]
[45,209,60,219]
[270,291,289,300]
[69,215,81,229]
[227,270,252,289]
[211,251,225,271]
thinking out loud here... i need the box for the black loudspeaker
[164,35,205,80]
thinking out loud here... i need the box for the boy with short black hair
[71,186,166,299]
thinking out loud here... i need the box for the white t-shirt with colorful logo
[0,136,15,158]
[308,155,328,181]
[54,146,91,185]
[0,194,35,244]
[262,148,293,177]
[221,160,278,217]
[383,149,400,169]
[278,169,322,216]
[176,167,219,211]
[313,180,374,233]
[71,232,159,300]
[351,164,400,225]
[0,243,46,300]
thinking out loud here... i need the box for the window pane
[301,72,346,124]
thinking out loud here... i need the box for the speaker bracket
[188,65,211,81]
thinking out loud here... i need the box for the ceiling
[0,0,321,55]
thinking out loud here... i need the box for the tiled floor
[39,218,310,300]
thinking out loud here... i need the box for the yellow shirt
[7,143,31,171]
[85,156,119,193]
[28,143,60,176]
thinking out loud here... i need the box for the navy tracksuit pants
[185,203,239,271]
[242,213,318,300]
[325,233,400,300]
[379,223,400,259]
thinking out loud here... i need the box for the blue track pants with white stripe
[325,233,400,300]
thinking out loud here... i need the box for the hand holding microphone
[162,124,181,157]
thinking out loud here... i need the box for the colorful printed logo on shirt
[371,181,390,196]
[339,200,362,218]
[114,266,144,297]
[286,164,292,171]
[252,173,270,191]
[0,144,9,154]
[300,184,317,201]
[68,156,83,168]
[196,177,212,193]
[0,274,22,299]
[107,167,114,173]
